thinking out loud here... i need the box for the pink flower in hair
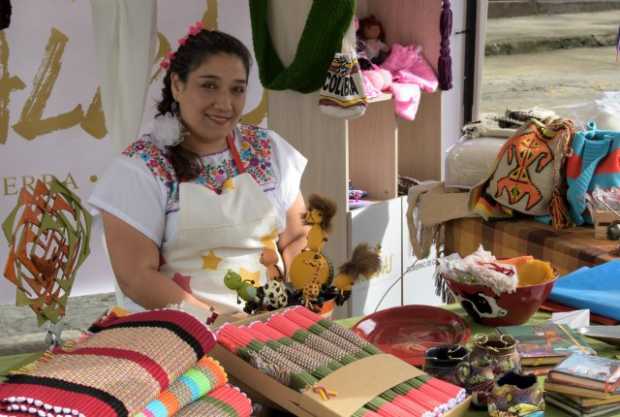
[188,20,204,36]
[178,36,188,46]
[166,51,176,60]
[160,59,170,70]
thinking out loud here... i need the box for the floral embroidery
[122,125,276,213]
[123,137,179,213]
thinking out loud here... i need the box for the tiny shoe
[488,371,544,417]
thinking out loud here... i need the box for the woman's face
[172,53,248,146]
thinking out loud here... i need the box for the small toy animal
[224,270,259,304]
[332,243,382,294]
[262,279,288,310]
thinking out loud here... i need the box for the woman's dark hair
[157,29,252,181]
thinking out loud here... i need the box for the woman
[89,25,308,322]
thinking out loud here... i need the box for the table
[342,304,619,417]
[445,218,618,276]
[2,305,619,417]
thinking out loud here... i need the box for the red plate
[351,305,471,366]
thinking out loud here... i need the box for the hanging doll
[356,14,390,70]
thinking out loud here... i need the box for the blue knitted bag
[566,121,620,225]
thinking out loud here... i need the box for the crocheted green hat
[249,0,356,94]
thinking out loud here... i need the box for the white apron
[160,144,281,315]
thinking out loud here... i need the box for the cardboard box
[211,314,472,417]
[348,198,403,316]
[592,209,619,240]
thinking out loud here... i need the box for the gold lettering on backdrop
[2,174,79,196]
[63,173,78,190]
[0,32,26,144]
[3,177,17,196]
[202,0,219,30]
[80,87,107,139]
[42,174,56,186]
[150,32,171,84]
[22,176,36,190]
[381,254,393,275]
[12,28,83,140]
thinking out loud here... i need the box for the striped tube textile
[0,309,216,417]
[217,324,317,391]
[247,321,342,371]
[292,306,381,354]
[267,314,357,365]
[281,309,370,359]
[380,389,434,417]
[366,397,423,417]
[242,325,334,379]
[134,356,228,417]
[352,409,388,417]
[416,375,466,401]
[175,384,253,417]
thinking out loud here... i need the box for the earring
[171,100,179,115]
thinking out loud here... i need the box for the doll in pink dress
[356,15,389,69]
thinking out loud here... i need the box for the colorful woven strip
[134,356,228,417]
[175,384,252,417]
[217,324,317,391]
[214,307,467,417]
[247,321,342,371]
[0,309,216,417]
[292,306,382,354]
[282,308,370,359]
[243,325,334,380]
[353,409,385,417]
[267,314,357,364]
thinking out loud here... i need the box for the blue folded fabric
[549,260,620,320]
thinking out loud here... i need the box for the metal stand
[44,320,65,348]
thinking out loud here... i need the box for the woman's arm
[278,192,309,277]
[101,211,212,312]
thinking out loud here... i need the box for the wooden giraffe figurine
[300,253,329,308]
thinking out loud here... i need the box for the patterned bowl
[445,275,557,326]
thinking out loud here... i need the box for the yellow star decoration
[260,228,279,251]
[202,250,222,270]
[239,268,261,287]
[222,178,235,192]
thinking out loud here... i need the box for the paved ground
[488,0,620,18]
[0,293,116,354]
[481,10,620,118]
[486,10,620,55]
[480,45,620,117]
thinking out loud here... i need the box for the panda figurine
[261,280,288,310]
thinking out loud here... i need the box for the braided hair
[157,30,252,181]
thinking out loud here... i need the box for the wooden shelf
[367,92,393,104]
[266,0,446,316]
